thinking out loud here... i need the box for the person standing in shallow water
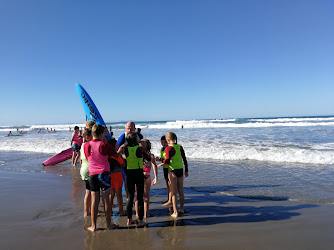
[70,126,83,167]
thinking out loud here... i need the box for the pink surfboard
[42,148,73,166]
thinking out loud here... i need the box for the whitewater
[1,116,334,165]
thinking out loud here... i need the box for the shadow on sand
[122,185,318,229]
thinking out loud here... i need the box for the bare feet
[178,209,184,214]
[107,223,119,230]
[171,212,178,218]
[127,219,138,226]
[86,226,96,232]
[162,201,172,207]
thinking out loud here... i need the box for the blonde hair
[85,120,96,129]
[92,124,105,137]
[166,132,177,144]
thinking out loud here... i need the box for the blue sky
[1,0,333,125]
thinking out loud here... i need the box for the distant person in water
[8,131,12,136]
[70,126,83,167]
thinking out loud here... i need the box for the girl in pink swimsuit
[135,139,157,219]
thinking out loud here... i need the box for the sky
[1,0,333,125]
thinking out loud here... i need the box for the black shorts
[84,180,90,190]
[163,168,169,180]
[89,172,111,192]
[172,169,183,178]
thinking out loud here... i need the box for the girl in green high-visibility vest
[159,132,188,218]
[123,132,152,226]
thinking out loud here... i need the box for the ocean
[1,116,334,205]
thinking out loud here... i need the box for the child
[85,120,96,130]
[70,126,83,167]
[123,132,151,226]
[136,139,157,219]
[84,124,122,232]
[80,128,93,217]
[160,132,188,218]
[108,137,126,216]
[155,135,171,206]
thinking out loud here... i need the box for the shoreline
[1,161,334,249]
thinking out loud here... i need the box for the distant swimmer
[181,125,183,129]
[37,129,41,133]
[8,131,12,136]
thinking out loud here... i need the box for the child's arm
[180,146,188,177]
[151,154,158,185]
[70,132,75,143]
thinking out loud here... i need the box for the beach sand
[1,159,334,250]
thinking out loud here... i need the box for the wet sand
[1,162,334,249]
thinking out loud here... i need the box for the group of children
[76,121,188,231]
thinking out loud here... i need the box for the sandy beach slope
[0,160,334,249]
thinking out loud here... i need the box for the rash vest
[126,145,143,170]
[169,144,183,170]
[87,140,110,175]
[161,147,169,169]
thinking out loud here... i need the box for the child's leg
[110,188,115,213]
[126,173,136,224]
[74,151,80,166]
[102,189,113,230]
[115,188,125,215]
[136,173,145,225]
[168,171,178,218]
[144,176,151,218]
[84,189,91,217]
[162,178,172,206]
[87,191,99,232]
[71,151,76,166]
[177,176,185,213]
[114,172,125,215]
